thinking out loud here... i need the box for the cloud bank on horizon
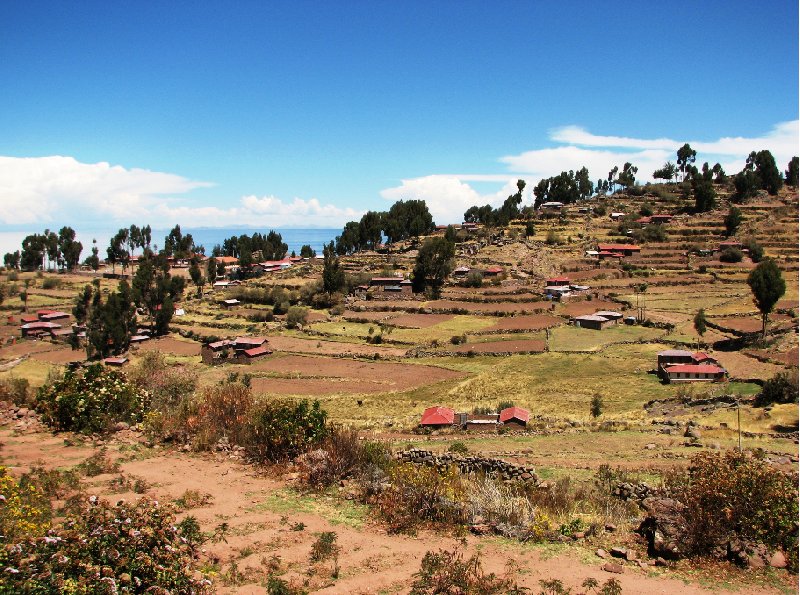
[1,121,796,230]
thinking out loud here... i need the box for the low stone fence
[395,448,539,484]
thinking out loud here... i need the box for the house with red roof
[484,265,505,277]
[499,406,530,428]
[369,276,412,294]
[657,350,725,382]
[597,243,641,257]
[201,337,271,364]
[419,406,455,428]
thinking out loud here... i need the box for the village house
[465,413,500,432]
[660,363,727,383]
[483,265,504,277]
[453,265,471,278]
[369,276,413,294]
[20,321,62,338]
[221,298,241,309]
[609,212,626,221]
[103,357,128,367]
[597,243,641,257]
[546,276,570,287]
[419,406,455,429]
[540,201,564,211]
[572,314,614,330]
[499,406,530,429]
[201,337,272,364]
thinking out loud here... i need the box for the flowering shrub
[243,398,328,462]
[36,364,150,434]
[0,496,213,593]
[0,466,50,541]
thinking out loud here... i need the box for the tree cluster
[532,169,592,208]
[335,199,434,255]
[211,230,287,278]
[464,180,527,226]
[8,227,83,272]
[75,280,138,359]
[732,150,785,201]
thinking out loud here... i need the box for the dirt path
[0,423,792,595]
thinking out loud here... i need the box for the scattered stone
[747,554,766,569]
[469,524,492,536]
[602,562,624,574]
[610,547,627,558]
[571,531,585,540]
[644,443,657,450]
[638,561,650,570]
[604,523,617,532]
[625,549,638,562]
[655,557,668,567]
[638,497,687,560]
[769,551,787,569]
[114,421,130,431]
[595,549,608,559]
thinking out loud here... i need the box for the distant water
[0,227,340,261]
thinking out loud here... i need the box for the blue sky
[0,0,797,234]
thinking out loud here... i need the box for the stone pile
[0,400,47,433]
[396,448,539,484]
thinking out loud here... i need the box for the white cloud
[0,156,212,226]
[0,155,361,229]
[380,175,526,225]
[382,120,798,224]
[153,195,361,228]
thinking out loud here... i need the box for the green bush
[754,370,799,406]
[463,271,483,288]
[0,497,213,593]
[679,450,798,566]
[285,305,308,328]
[448,441,469,455]
[719,247,743,263]
[36,365,150,434]
[243,399,328,462]
[744,238,764,263]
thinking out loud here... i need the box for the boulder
[637,497,687,559]
[769,550,787,569]
[602,562,624,574]
[610,547,627,558]
[595,549,608,559]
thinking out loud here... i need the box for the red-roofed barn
[419,406,455,428]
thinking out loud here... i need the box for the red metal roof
[499,406,530,424]
[597,243,641,251]
[420,406,455,426]
[244,346,272,357]
[691,352,713,362]
[486,266,504,273]
[664,364,725,374]
[546,277,570,283]
[21,321,62,330]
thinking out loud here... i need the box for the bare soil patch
[135,336,202,357]
[30,347,85,364]
[451,339,546,353]
[248,354,463,390]
[386,313,455,328]
[0,339,58,361]
[266,335,407,358]
[484,314,564,331]
[425,299,547,314]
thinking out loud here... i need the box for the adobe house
[465,413,499,432]
[36,309,70,322]
[20,321,62,338]
[499,406,529,429]
[594,311,623,323]
[609,212,626,221]
[572,314,614,330]
[660,364,726,383]
[369,277,412,294]
[650,214,673,224]
[221,298,241,309]
[453,266,471,278]
[201,337,272,364]
[656,349,718,368]
[419,406,455,429]
[546,276,570,287]
[545,285,572,300]
[483,265,504,277]
[597,243,641,257]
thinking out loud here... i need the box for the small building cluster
[596,243,641,260]
[19,310,73,339]
[543,276,590,301]
[419,405,530,431]
[201,337,272,364]
[657,350,727,383]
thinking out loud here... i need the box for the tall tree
[653,161,678,183]
[785,156,799,187]
[322,241,345,295]
[615,162,638,190]
[747,259,786,339]
[20,233,46,271]
[189,258,205,297]
[693,308,707,347]
[607,166,619,193]
[752,150,783,195]
[676,143,697,181]
[412,236,455,298]
[724,207,743,237]
[693,176,716,212]
[57,226,83,271]
[4,251,20,270]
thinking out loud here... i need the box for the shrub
[754,370,799,406]
[41,277,61,290]
[590,393,603,418]
[0,377,32,407]
[448,441,469,455]
[309,531,339,563]
[286,305,309,329]
[299,426,385,490]
[0,466,50,541]
[248,310,275,323]
[450,334,467,345]
[0,497,213,593]
[463,271,483,288]
[744,238,764,263]
[678,450,798,566]
[243,398,328,462]
[545,230,562,245]
[36,365,150,434]
[496,400,514,411]
[78,448,121,477]
[191,382,254,450]
[377,462,465,533]
[410,548,523,595]
[129,351,196,439]
[719,247,743,263]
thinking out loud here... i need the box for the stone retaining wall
[395,448,539,484]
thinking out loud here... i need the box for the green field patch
[548,324,665,352]
[250,487,367,528]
